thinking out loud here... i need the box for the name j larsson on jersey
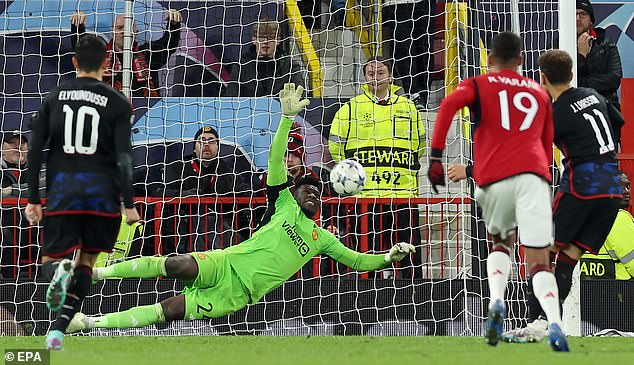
[282,220,310,257]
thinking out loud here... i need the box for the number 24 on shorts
[371,171,401,185]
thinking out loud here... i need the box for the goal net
[0,0,571,337]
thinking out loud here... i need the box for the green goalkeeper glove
[384,242,416,263]
[279,83,310,117]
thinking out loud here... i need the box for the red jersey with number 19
[431,69,553,187]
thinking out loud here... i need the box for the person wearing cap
[260,122,330,196]
[223,19,307,97]
[575,0,622,110]
[1,131,29,197]
[161,126,254,253]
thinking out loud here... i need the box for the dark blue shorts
[43,214,121,258]
[553,192,620,254]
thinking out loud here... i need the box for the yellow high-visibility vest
[329,84,425,198]
[581,210,634,280]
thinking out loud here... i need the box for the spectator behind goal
[160,126,255,253]
[1,131,35,279]
[329,56,425,279]
[70,9,182,97]
[223,20,307,97]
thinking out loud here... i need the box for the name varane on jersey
[431,69,553,187]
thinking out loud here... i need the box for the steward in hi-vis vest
[329,58,424,198]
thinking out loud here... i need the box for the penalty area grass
[1,336,631,365]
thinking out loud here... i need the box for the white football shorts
[475,173,553,248]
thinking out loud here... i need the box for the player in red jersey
[427,32,568,351]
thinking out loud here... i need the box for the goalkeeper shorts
[182,249,250,320]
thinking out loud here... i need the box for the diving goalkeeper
[67,83,415,332]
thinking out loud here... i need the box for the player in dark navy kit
[24,34,140,350]
[502,49,624,343]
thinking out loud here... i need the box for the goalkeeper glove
[279,83,310,117]
[384,242,416,263]
[427,148,445,194]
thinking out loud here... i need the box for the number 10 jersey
[27,77,134,215]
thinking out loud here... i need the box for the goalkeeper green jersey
[225,116,389,303]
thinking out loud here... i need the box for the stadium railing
[0,196,471,280]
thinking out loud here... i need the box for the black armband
[430,148,443,159]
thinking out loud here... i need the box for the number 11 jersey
[553,87,622,198]
[27,77,134,215]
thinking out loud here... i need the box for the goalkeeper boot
[66,312,91,333]
[45,330,65,351]
[548,323,570,352]
[501,318,547,343]
[46,259,73,312]
[485,299,505,346]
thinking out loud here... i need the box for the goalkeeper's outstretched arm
[267,83,309,187]
[322,235,416,272]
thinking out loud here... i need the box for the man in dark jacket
[163,126,251,197]
[576,0,623,110]
[224,20,306,97]
[70,10,182,97]
[1,131,31,278]
[162,126,254,253]
[1,131,29,198]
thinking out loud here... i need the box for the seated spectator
[163,126,253,197]
[70,10,182,97]
[1,131,39,278]
[223,20,307,97]
[260,122,330,196]
[1,131,29,198]
[161,126,255,253]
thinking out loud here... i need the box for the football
[330,159,366,196]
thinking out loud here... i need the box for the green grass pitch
[1,336,632,365]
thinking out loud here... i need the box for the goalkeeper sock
[100,256,167,279]
[486,245,511,309]
[531,266,562,326]
[91,303,166,329]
